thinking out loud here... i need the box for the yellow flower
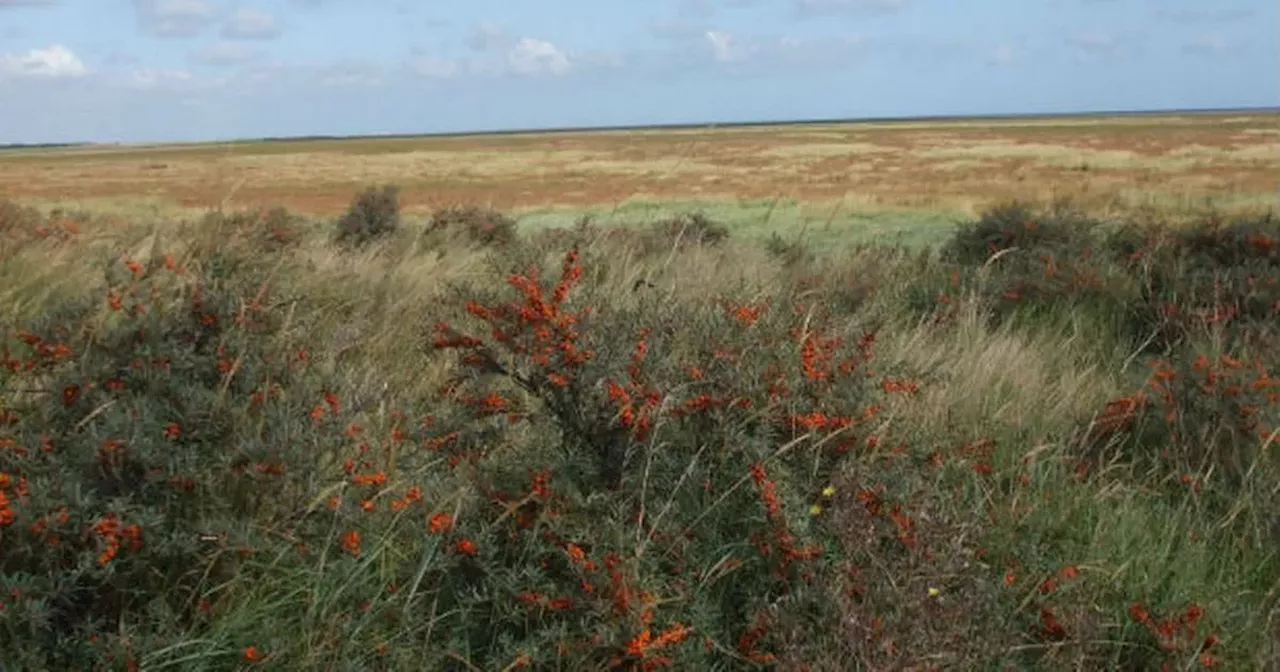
[809,504,823,516]
[927,587,941,598]
[821,485,836,498]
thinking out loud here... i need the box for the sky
[0,0,1276,144]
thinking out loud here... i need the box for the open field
[2,111,1277,241]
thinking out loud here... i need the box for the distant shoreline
[3,105,1277,151]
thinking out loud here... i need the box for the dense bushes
[0,194,1275,669]
[0,241,337,666]
[932,202,1279,496]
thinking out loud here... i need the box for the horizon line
[3,105,1277,150]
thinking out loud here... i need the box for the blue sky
[0,0,1276,143]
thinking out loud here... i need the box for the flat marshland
[0,111,1277,670]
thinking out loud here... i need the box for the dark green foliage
[334,184,401,246]
[942,199,1099,264]
[765,231,811,267]
[0,243,345,668]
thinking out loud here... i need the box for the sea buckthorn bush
[200,206,305,253]
[1,200,84,259]
[0,239,348,667]
[415,241,925,667]
[941,199,1099,266]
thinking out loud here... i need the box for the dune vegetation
[0,179,1276,671]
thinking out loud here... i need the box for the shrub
[1114,213,1280,354]
[1,201,81,254]
[202,206,304,252]
[421,244,923,667]
[650,212,729,249]
[426,204,518,247]
[334,184,400,246]
[260,205,305,248]
[0,241,354,667]
[942,199,1098,265]
[764,231,811,267]
[0,200,42,236]
[1075,216,1280,494]
[1169,212,1280,269]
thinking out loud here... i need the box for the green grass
[0,194,1276,670]
[514,197,969,248]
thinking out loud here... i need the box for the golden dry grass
[2,112,1276,220]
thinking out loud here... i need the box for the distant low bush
[334,184,400,247]
[942,199,1099,265]
[764,231,811,267]
[426,204,518,247]
[651,212,730,249]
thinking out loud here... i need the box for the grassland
[3,111,1277,240]
[0,112,1278,670]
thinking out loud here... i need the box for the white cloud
[705,30,743,62]
[0,43,86,78]
[643,29,868,71]
[508,37,570,76]
[222,7,281,40]
[461,23,577,77]
[133,0,217,38]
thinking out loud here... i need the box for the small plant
[765,231,811,267]
[334,184,401,246]
[426,204,518,247]
[1,201,81,254]
[651,212,729,249]
[260,205,305,248]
